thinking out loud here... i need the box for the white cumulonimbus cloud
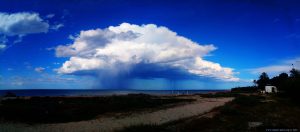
[56,23,239,81]
[0,12,49,36]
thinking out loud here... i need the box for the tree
[279,72,289,79]
[290,68,300,78]
[256,72,270,90]
[253,69,300,101]
[253,80,257,86]
[270,72,289,91]
[282,69,300,101]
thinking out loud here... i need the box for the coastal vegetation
[120,68,300,131]
[120,94,300,131]
[233,68,300,102]
[0,94,195,123]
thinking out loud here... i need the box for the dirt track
[0,96,233,132]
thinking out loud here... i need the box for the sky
[0,0,300,90]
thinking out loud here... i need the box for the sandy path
[0,97,233,132]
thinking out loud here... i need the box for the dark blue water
[0,89,228,97]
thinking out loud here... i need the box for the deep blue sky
[0,0,300,90]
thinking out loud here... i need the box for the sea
[0,89,228,97]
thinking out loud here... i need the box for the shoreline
[0,89,230,97]
[0,94,233,132]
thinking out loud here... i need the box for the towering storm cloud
[55,23,239,85]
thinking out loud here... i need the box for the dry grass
[0,96,233,132]
[120,94,300,132]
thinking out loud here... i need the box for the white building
[265,86,278,93]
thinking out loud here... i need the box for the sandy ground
[0,96,233,132]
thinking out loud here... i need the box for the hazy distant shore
[0,89,229,97]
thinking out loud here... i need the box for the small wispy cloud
[0,44,6,50]
[0,12,49,36]
[10,76,25,86]
[46,13,55,19]
[46,47,56,51]
[0,12,64,51]
[1,75,79,88]
[68,34,76,40]
[51,23,64,30]
[35,67,45,73]
[249,65,291,74]
[248,57,300,76]
[0,36,7,50]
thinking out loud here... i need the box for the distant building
[265,86,278,93]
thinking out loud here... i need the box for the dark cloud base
[66,62,221,89]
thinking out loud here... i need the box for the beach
[0,94,233,132]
